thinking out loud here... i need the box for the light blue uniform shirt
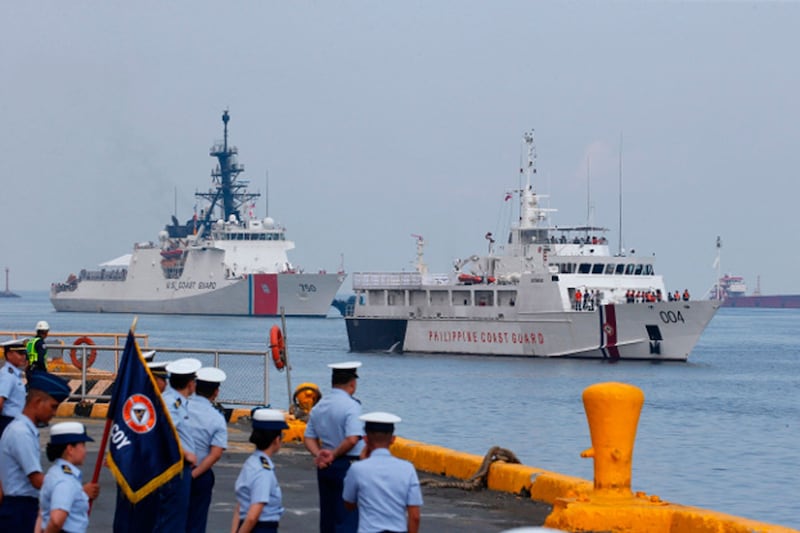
[342,448,423,533]
[0,362,25,418]
[40,458,90,533]
[162,386,196,455]
[304,388,364,456]
[0,415,42,497]
[187,394,228,464]
[234,451,283,522]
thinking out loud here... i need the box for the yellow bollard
[580,382,644,496]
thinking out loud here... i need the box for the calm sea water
[2,292,798,529]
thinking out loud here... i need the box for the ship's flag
[106,331,183,503]
[504,192,512,201]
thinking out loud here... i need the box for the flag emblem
[122,394,157,434]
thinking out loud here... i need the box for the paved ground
[45,417,551,532]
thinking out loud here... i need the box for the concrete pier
[44,417,551,532]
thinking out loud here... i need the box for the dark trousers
[238,519,278,532]
[0,414,14,438]
[316,457,358,533]
[0,495,39,533]
[187,469,215,533]
[113,486,157,533]
[153,465,192,532]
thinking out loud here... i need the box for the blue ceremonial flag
[106,331,183,503]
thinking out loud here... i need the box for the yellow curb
[545,493,798,533]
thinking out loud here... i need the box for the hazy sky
[2,2,798,295]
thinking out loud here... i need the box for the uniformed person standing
[111,360,169,533]
[0,339,28,437]
[187,366,228,533]
[40,421,101,533]
[232,408,289,533]
[343,412,422,533]
[304,361,365,533]
[26,320,50,377]
[154,357,201,531]
[0,371,71,532]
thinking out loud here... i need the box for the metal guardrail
[0,334,273,407]
[47,344,272,407]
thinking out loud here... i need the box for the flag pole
[89,316,138,513]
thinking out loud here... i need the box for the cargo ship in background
[50,110,345,316]
[345,131,719,361]
[708,273,800,309]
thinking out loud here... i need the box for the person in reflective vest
[26,320,50,378]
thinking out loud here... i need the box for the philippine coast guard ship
[346,132,719,361]
[51,111,345,317]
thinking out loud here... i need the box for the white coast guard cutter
[50,111,345,317]
[345,132,718,360]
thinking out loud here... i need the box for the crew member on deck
[188,366,229,533]
[343,412,423,533]
[304,361,365,533]
[233,408,289,533]
[0,371,71,532]
[26,320,50,378]
[0,339,28,437]
[40,422,101,533]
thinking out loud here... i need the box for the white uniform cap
[197,367,227,383]
[2,339,27,350]
[147,361,169,377]
[165,357,202,376]
[50,421,94,445]
[360,411,401,432]
[142,350,156,362]
[327,361,362,370]
[252,408,289,430]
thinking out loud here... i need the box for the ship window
[410,291,427,306]
[605,264,615,274]
[615,264,625,275]
[634,264,643,275]
[453,290,471,306]
[387,290,404,306]
[367,291,383,306]
[430,290,448,305]
[625,264,635,275]
[645,265,654,275]
[498,290,516,306]
[592,264,605,274]
[475,290,494,306]
[579,263,591,274]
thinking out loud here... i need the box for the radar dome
[263,217,275,229]
[158,230,168,242]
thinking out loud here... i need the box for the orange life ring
[269,325,286,371]
[70,336,97,370]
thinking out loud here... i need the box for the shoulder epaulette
[7,366,12,374]
[352,396,361,405]
[61,464,73,475]
[260,456,272,470]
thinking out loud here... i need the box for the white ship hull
[52,271,343,317]
[347,300,718,361]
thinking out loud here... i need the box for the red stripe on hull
[603,304,620,360]
[252,274,278,315]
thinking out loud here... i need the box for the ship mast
[196,110,261,231]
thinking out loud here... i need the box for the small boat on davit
[345,131,719,361]
[50,110,345,316]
